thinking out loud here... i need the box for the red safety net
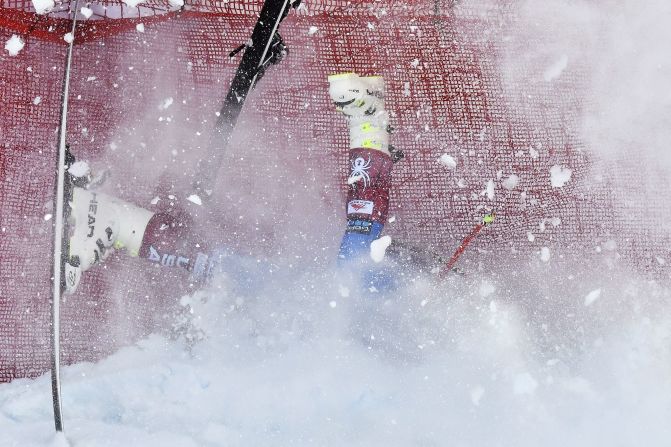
[0,0,664,382]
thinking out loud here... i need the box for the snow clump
[502,174,519,190]
[80,7,93,18]
[31,0,54,14]
[550,165,572,188]
[540,247,551,262]
[438,153,457,169]
[584,288,602,307]
[4,35,25,56]
[370,235,392,263]
[122,0,145,7]
[544,54,569,82]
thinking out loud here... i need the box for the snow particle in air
[4,35,25,56]
[550,165,572,188]
[370,235,392,263]
[438,153,457,169]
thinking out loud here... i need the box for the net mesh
[0,0,665,382]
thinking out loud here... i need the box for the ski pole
[439,211,495,277]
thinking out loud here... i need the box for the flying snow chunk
[470,386,485,406]
[122,0,146,7]
[308,26,319,35]
[438,153,457,169]
[33,96,41,105]
[80,6,93,18]
[136,23,145,33]
[68,161,90,177]
[31,0,54,14]
[544,54,569,82]
[584,288,602,307]
[479,280,496,298]
[484,179,495,200]
[370,235,392,263]
[187,194,202,206]
[63,33,74,44]
[502,174,519,190]
[514,372,539,395]
[159,97,174,110]
[338,284,350,298]
[5,35,25,56]
[550,165,572,188]
[540,247,551,263]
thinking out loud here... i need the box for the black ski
[50,0,80,433]
[194,0,300,197]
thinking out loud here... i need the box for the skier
[65,72,398,293]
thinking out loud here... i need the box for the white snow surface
[1,263,670,446]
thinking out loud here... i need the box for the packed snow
[1,260,670,446]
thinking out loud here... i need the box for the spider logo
[349,156,372,187]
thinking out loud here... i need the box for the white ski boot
[328,72,390,155]
[66,187,154,292]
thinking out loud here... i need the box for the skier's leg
[67,186,275,293]
[67,187,208,291]
[328,72,398,291]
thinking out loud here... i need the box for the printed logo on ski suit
[349,156,372,187]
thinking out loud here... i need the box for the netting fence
[0,0,666,382]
